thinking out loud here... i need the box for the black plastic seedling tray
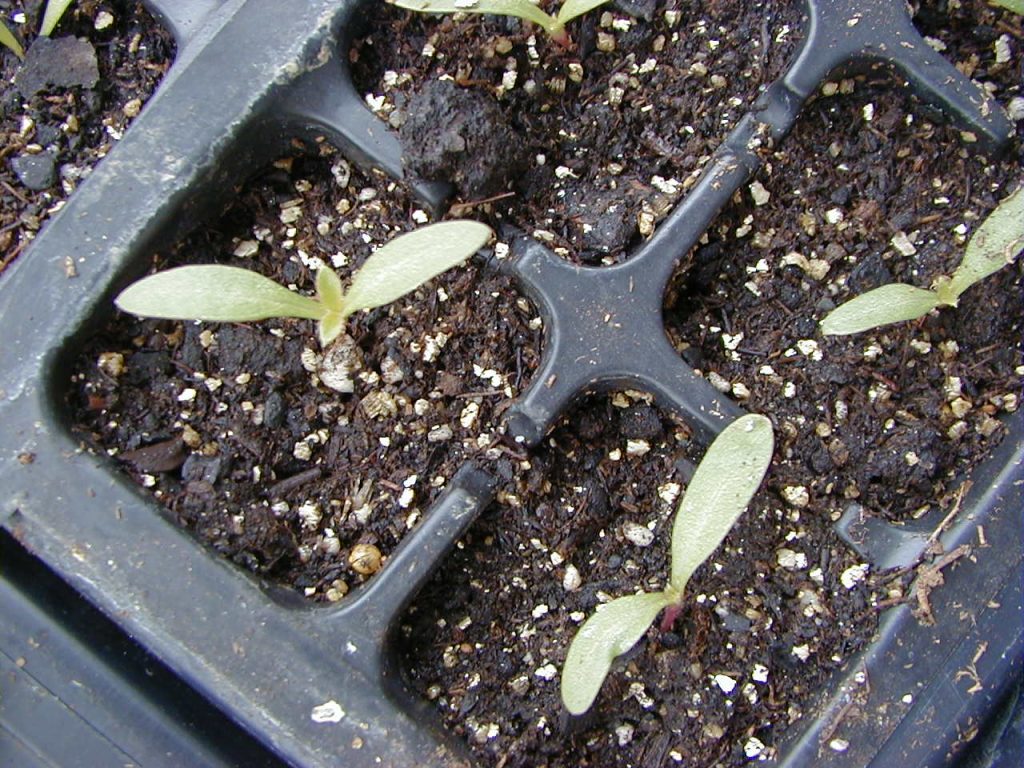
[0,0,1020,766]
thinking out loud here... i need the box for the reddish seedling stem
[660,603,683,633]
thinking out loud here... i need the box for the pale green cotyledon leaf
[343,220,491,314]
[992,1,1024,15]
[560,591,670,715]
[41,0,75,36]
[670,414,773,594]
[947,185,1024,300]
[316,266,344,314]
[819,283,941,336]
[556,0,611,24]
[389,0,557,33]
[318,311,347,346]
[115,265,325,323]
[1,20,25,59]
[315,267,347,345]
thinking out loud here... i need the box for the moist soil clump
[1,1,175,273]
[352,0,803,263]
[70,151,542,598]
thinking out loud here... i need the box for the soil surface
[65,0,1022,767]
[401,391,876,766]
[352,0,803,264]
[667,2,1024,523]
[71,151,543,598]
[1,0,175,273]
[368,2,1021,767]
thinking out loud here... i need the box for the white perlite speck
[615,724,635,746]
[233,239,259,258]
[626,439,650,456]
[891,231,917,256]
[782,486,810,508]
[840,563,870,589]
[563,564,582,592]
[776,548,808,570]
[428,424,454,443]
[460,402,480,429]
[708,371,731,393]
[752,664,769,684]
[310,700,345,723]
[796,339,821,360]
[829,738,850,753]
[1007,97,1024,122]
[658,482,681,505]
[297,502,321,530]
[398,487,415,508]
[749,180,771,206]
[744,737,766,758]
[535,663,558,680]
[995,34,1012,65]
[623,521,655,547]
[713,674,737,694]
[792,644,811,662]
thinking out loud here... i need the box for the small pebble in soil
[10,149,58,190]
[349,543,382,575]
[776,548,808,570]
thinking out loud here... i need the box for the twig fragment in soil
[818,665,870,747]
[267,467,322,498]
[910,544,972,625]
[954,641,989,695]
[449,191,515,217]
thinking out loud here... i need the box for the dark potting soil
[0,1,175,273]
[400,391,876,766]
[351,0,804,264]
[667,2,1024,523]
[70,150,543,598]
[66,0,1022,766]
[366,2,1020,768]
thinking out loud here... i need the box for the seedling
[2,1,78,59]
[993,1,1024,14]
[388,0,611,47]
[41,0,76,36]
[821,185,1024,336]
[115,220,492,345]
[1,20,24,59]
[560,413,774,715]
